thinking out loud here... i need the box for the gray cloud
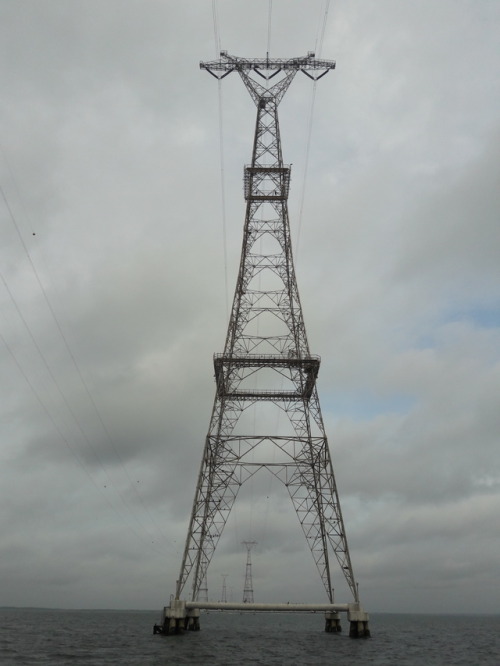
[0,0,499,614]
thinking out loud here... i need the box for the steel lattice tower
[173,52,363,618]
[242,541,257,603]
[220,574,228,603]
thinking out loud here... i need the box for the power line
[315,0,331,58]
[267,0,273,55]
[0,328,170,557]
[212,0,221,55]
[217,82,230,321]
[212,0,229,320]
[0,148,173,550]
[295,0,332,260]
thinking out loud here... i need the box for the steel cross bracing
[175,52,359,606]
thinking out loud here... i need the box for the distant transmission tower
[242,541,257,603]
[220,574,228,603]
[158,51,370,638]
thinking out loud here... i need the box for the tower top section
[201,51,335,79]
[201,51,335,106]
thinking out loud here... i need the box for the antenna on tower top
[242,541,257,603]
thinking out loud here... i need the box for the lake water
[1,608,499,665]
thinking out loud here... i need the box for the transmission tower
[220,574,228,603]
[242,541,257,603]
[160,51,370,638]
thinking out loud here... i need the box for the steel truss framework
[175,52,359,606]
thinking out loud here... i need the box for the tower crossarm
[201,52,336,106]
[200,51,336,77]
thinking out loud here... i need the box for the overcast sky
[0,0,499,615]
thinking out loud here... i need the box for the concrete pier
[324,610,342,633]
[348,604,371,638]
[154,599,370,637]
[154,599,202,635]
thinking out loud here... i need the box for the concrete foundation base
[154,599,370,638]
[153,600,201,635]
[347,604,371,638]
[324,611,342,633]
